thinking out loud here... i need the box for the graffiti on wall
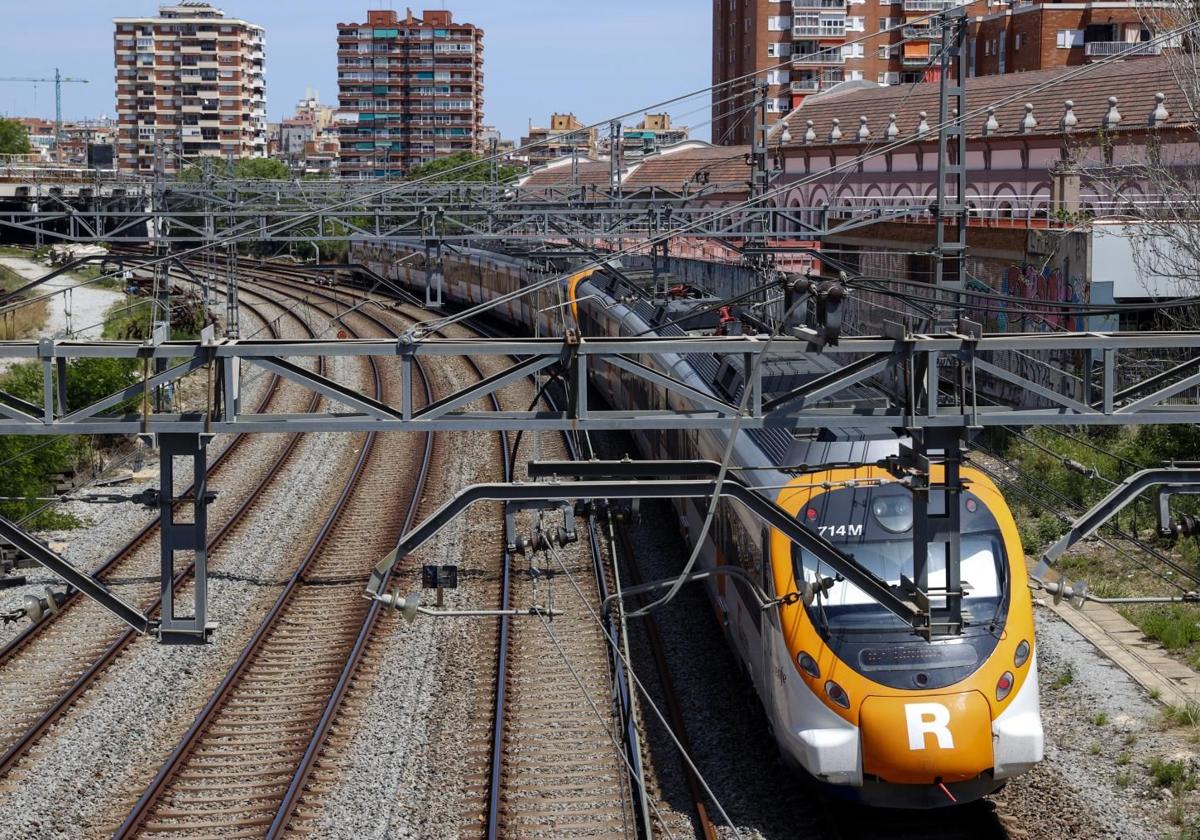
[967,265,1087,332]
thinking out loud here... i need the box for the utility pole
[151,142,171,410]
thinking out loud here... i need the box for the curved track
[0,292,322,777]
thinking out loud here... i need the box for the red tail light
[996,671,1014,701]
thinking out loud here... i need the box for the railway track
[105,277,430,837]
[0,292,324,778]
[231,274,647,838]
[231,271,517,837]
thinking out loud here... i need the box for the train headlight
[796,651,820,679]
[871,496,913,533]
[996,671,1014,702]
[824,680,851,709]
[1014,639,1030,668]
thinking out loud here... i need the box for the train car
[356,240,1044,808]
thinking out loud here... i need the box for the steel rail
[111,280,412,838]
[541,383,653,840]
[240,267,516,837]
[0,293,323,776]
[0,294,291,668]
[256,274,444,837]
[614,521,720,840]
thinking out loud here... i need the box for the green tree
[404,152,524,183]
[176,156,290,182]
[0,118,32,156]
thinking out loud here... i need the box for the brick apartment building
[113,3,267,174]
[712,0,1167,145]
[520,114,597,167]
[970,3,1160,77]
[336,8,484,178]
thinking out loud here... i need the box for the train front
[768,466,1043,808]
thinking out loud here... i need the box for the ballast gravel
[0,315,365,838]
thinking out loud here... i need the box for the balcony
[792,0,847,7]
[795,22,845,38]
[902,24,941,38]
[1083,40,1162,57]
[902,0,957,9]
[791,78,822,92]
[792,51,846,65]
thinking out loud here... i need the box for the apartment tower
[712,0,1164,145]
[336,8,484,178]
[114,3,266,174]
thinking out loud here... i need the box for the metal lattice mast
[609,120,622,194]
[933,6,969,326]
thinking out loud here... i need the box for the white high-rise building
[114,3,266,174]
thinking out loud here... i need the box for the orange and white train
[357,242,1045,809]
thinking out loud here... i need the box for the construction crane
[0,69,89,161]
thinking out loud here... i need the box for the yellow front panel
[860,690,993,784]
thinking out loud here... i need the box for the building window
[846,16,865,32]
[767,41,792,57]
[767,15,792,30]
[879,16,894,31]
[847,70,863,80]
[1056,29,1083,48]
[842,42,864,58]
[1014,32,1022,50]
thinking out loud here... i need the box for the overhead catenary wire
[4,5,1109,328]
[408,21,1200,338]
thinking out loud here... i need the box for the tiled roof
[621,144,751,192]
[775,57,1193,149]
[519,159,612,189]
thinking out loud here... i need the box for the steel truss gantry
[1,326,1197,436]
[0,198,926,246]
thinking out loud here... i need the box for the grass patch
[1116,751,1131,766]
[0,263,49,339]
[1149,756,1196,791]
[1125,605,1200,650]
[1168,818,1200,840]
[1115,768,1132,787]
[0,358,141,526]
[101,295,205,342]
[1052,664,1075,690]
[1119,605,1200,677]
[1164,701,1200,729]
[1091,712,1110,726]
[1087,742,1101,755]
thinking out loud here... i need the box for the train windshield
[792,534,1005,631]
[790,484,1008,634]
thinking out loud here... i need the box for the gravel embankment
[0,297,366,838]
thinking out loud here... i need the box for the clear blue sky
[0,1,713,142]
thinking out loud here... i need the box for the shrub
[1149,756,1196,790]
